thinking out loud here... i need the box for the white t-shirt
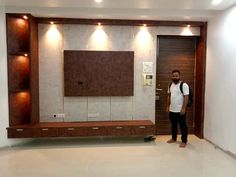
[168,82,189,113]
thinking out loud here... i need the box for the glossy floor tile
[0,135,236,177]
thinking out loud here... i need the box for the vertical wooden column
[194,22,207,138]
[29,15,39,124]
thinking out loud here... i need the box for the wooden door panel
[156,37,196,135]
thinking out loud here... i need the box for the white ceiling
[1,0,236,21]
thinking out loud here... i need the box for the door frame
[156,24,207,138]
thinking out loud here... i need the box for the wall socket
[88,113,100,118]
[52,114,65,119]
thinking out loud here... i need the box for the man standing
[166,70,189,148]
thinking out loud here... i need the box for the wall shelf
[9,89,30,93]
[8,52,30,56]
[6,13,39,128]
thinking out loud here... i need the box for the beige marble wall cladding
[64,97,87,122]
[111,97,133,121]
[39,24,64,122]
[39,24,200,123]
[87,97,111,121]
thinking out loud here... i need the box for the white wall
[205,5,236,155]
[38,24,200,123]
[0,7,9,147]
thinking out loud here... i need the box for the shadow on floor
[7,136,157,149]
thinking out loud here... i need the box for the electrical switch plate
[52,114,65,119]
[88,113,100,118]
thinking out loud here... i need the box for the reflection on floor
[0,135,236,177]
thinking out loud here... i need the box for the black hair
[172,70,181,75]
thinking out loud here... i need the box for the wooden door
[155,36,196,135]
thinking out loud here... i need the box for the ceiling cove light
[23,15,28,20]
[95,0,103,3]
[212,0,223,5]
[180,27,193,36]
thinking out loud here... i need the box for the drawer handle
[92,127,99,130]
[16,129,24,132]
[116,126,123,129]
[139,126,146,129]
[68,128,75,131]
[42,128,49,131]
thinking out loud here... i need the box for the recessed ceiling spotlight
[212,0,223,5]
[95,0,103,3]
[24,53,28,57]
[23,15,28,20]
[187,25,190,28]
[50,21,54,24]
[98,22,101,26]
[143,24,147,27]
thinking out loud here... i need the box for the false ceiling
[1,0,236,21]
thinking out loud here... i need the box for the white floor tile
[0,135,236,177]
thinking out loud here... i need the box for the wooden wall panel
[7,16,30,54]
[36,17,205,27]
[9,92,31,126]
[64,50,134,96]
[29,15,40,124]
[194,23,207,138]
[110,53,134,96]
[8,55,30,91]
[156,37,196,135]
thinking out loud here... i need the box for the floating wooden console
[7,120,155,138]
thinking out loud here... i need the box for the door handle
[156,88,163,91]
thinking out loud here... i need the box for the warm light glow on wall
[134,26,152,51]
[18,91,28,97]
[16,18,27,28]
[16,92,30,102]
[17,56,29,65]
[89,26,109,50]
[180,27,194,36]
[184,16,190,20]
[15,92,30,106]
[46,25,61,47]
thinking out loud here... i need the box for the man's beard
[172,78,180,83]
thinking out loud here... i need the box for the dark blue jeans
[169,112,188,143]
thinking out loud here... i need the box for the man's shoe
[179,142,187,148]
[167,139,176,143]
[144,135,156,142]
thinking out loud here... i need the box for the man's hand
[180,108,186,115]
[180,95,189,115]
[166,106,169,113]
